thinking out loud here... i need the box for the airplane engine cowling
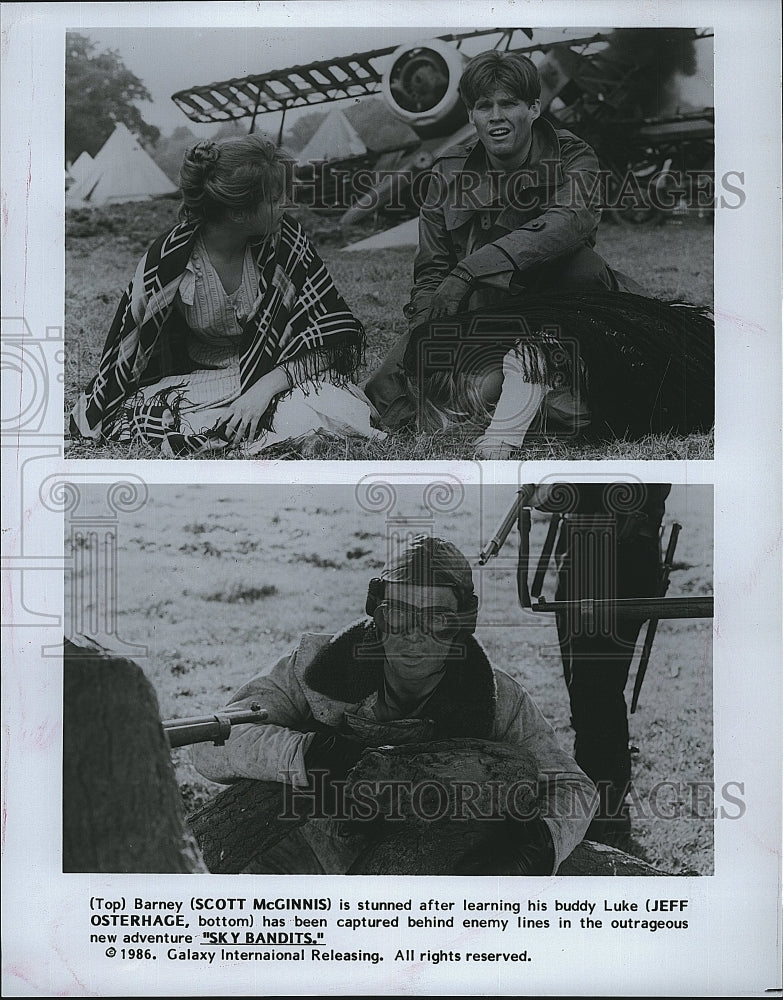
[382,39,470,138]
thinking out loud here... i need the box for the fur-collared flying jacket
[191,619,598,873]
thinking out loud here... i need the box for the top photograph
[64,26,715,461]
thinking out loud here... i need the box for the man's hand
[304,732,366,784]
[427,272,472,319]
[454,814,555,875]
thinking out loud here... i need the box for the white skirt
[116,367,385,455]
[246,383,386,455]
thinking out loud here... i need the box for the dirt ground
[65,482,714,875]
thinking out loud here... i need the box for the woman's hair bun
[191,141,221,172]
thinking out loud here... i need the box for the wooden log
[346,828,666,876]
[187,738,673,876]
[63,635,206,873]
[348,739,540,823]
[187,779,307,874]
[558,840,666,876]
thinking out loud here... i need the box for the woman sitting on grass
[69,134,380,456]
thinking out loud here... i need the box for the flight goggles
[373,601,463,640]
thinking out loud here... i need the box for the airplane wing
[171,28,534,125]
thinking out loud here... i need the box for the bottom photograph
[62,480,714,877]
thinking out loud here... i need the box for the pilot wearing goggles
[192,533,596,874]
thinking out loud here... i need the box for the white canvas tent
[69,151,94,186]
[298,108,367,163]
[343,216,419,251]
[65,123,177,207]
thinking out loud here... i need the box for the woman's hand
[219,368,290,443]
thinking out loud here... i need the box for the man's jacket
[191,620,598,874]
[406,117,604,330]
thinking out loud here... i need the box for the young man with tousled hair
[365,50,640,454]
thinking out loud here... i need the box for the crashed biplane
[171,27,714,229]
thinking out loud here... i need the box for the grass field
[65,482,714,875]
[64,199,713,460]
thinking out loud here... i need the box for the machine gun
[162,704,268,748]
[478,486,713,712]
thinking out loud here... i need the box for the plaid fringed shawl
[69,215,365,441]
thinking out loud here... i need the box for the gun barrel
[479,486,537,564]
[630,521,682,714]
[162,707,268,749]
[528,596,713,619]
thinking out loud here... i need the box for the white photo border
[2,1,781,996]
